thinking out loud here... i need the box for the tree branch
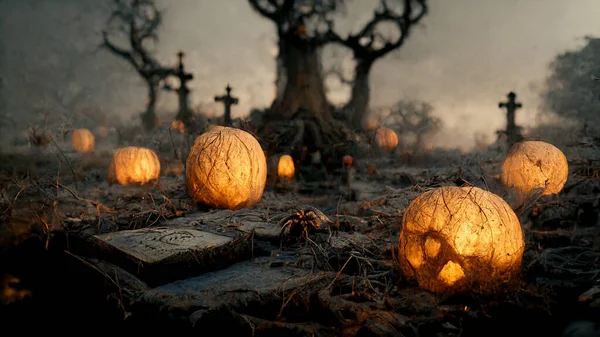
[331,0,428,61]
[248,0,282,21]
[323,63,352,86]
[101,0,176,82]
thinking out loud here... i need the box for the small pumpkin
[277,154,295,180]
[374,127,399,152]
[170,120,185,134]
[398,186,525,294]
[501,140,568,199]
[186,126,267,210]
[107,147,161,185]
[362,116,380,131]
[72,128,95,153]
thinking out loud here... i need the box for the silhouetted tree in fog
[249,1,428,146]
[542,36,600,133]
[383,99,441,151]
[101,0,176,130]
[329,0,428,130]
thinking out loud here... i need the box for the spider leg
[280,220,292,236]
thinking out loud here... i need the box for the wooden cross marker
[498,91,523,150]
[214,84,239,126]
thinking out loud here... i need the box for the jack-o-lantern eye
[185,126,267,211]
[374,127,399,152]
[72,128,95,153]
[501,140,569,201]
[398,186,525,294]
[107,146,160,185]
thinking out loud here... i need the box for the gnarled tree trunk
[273,39,287,105]
[263,34,344,157]
[142,81,159,130]
[270,38,329,120]
[345,60,373,130]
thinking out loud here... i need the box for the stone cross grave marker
[214,84,239,126]
[498,91,523,150]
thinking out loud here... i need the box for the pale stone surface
[95,227,233,264]
[154,257,310,295]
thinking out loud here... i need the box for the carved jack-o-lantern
[72,128,95,153]
[501,140,568,199]
[375,127,399,152]
[186,126,267,210]
[108,147,161,185]
[398,186,525,294]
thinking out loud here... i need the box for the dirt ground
[0,126,599,336]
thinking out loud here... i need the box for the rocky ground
[0,129,599,336]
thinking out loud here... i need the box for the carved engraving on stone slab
[95,227,233,264]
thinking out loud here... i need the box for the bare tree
[329,0,428,130]
[542,36,600,134]
[248,0,353,158]
[383,99,441,151]
[101,0,176,130]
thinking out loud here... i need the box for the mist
[1,0,599,150]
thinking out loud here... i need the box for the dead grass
[1,126,599,335]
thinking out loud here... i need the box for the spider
[278,206,332,238]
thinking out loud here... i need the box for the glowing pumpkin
[107,147,161,185]
[363,117,380,131]
[277,154,295,180]
[375,127,399,152]
[170,120,185,134]
[72,128,95,153]
[501,140,568,199]
[398,186,525,294]
[186,126,267,210]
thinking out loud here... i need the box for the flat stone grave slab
[92,226,252,286]
[137,257,331,327]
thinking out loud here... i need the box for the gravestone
[498,91,523,150]
[93,226,252,286]
[214,84,239,126]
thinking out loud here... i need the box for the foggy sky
[1,0,600,150]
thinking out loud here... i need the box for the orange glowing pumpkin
[72,128,95,153]
[501,140,569,199]
[277,154,295,180]
[170,120,185,134]
[107,147,161,185]
[186,126,267,210]
[363,117,380,131]
[398,186,525,294]
[375,127,399,152]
